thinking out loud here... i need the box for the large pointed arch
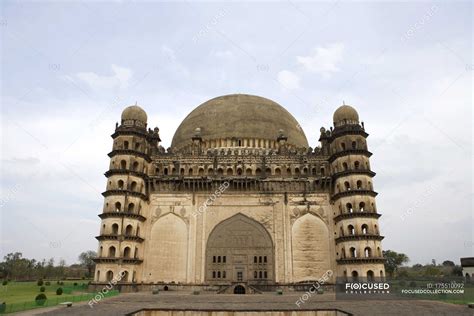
[291,213,331,282]
[205,213,274,283]
[147,213,188,282]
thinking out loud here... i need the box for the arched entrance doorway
[205,213,274,284]
[233,285,246,294]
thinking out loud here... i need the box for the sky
[0,0,472,266]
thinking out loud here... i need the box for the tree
[383,250,409,277]
[78,251,96,278]
[442,260,455,267]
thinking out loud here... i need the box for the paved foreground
[16,292,472,316]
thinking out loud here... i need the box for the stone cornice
[328,149,372,163]
[336,257,386,264]
[104,169,149,179]
[95,234,144,243]
[102,189,148,201]
[333,212,382,223]
[331,189,378,201]
[108,149,152,162]
[93,257,143,264]
[331,169,376,180]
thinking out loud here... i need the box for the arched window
[115,202,121,212]
[223,271,226,278]
[311,168,316,175]
[254,271,257,278]
[236,168,242,175]
[356,180,362,189]
[321,167,325,176]
[124,141,129,149]
[106,270,113,281]
[180,168,185,175]
[348,225,355,235]
[341,247,346,259]
[208,168,214,174]
[217,271,221,278]
[188,168,193,175]
[125,225,133,236]
[256,168,262,176]
[123,247,131,258]
[130,181,137,191]
[135,142,140,150]
[136,226,140,237]
[223,256,226,263]
[199,168,204,175]
[287,168,291,175]
[112,223,119,235]
[132,161,139,171]
[99,246,103,257]
[359,202,365,212]
[213,256,216,263]
[259,271,263,278]
[254,256,257,263]
[134,247,138,258]
[302,167,308,175]
[361,224,368,235]
[217,168,224,175]
[374,224,379,234]
[346,203,353,213]
[377,247,381,256]
[217,256,221,263]
[343,162,348,171]
[259,256,262,263]
[108,246,116,257]
[350,247,357,258]
[354,161,360,169]
[128,203,135,213]
[275,168,281,176]
[294,167,300,174]
[118,180,124,190]
[368,181,373,190]
[364,247,372,258]
[264,271,268,279]
[339,226,344,237]
[227,168,233,175]
[265,167,271,175]
[212,271,216,278]
[352,141,357,149]
[96,270,101,281]
[120,160,127,170]
[341,143,346,150]
[264,256,267,263]
[344,181,351,190]
[121,270,129,282]
[351,271,358,281]
[246,168,252,175]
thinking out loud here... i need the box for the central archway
[205,213,274,284]
[233,285,246,294]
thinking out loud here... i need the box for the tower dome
[333,104,359,125]
[121,105,148,124]
[171,94,308,150]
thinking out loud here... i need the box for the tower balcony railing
[102,189,148,200]
[331,189,377,201]
[108,149,152,162]
[98,211,146,222]
[336,257,386,264]
[328,149,372,163]
[104,168,148,179]
[331,169,376,180]
[335,234,384,244]
[95,234,144,243]
[93,256,143,264]
[333,211,381,223]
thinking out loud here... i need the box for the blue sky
[1,1,472,265]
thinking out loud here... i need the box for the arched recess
[147,213,188,283]
[205,213,274,283]
[291,213,331,282]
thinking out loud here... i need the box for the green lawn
[0,281,90,304]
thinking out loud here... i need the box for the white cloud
[65,64,133,91]
[277,70,300,90]
[297,43,344,78]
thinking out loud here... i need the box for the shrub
[37,279,44,286]
[56,288,63,295]
[35,293,47,306]
[45,281,50,286]
[40,286,46,292]
[73,282,78,286]
[2,280,7,286]
[0,302,5,313]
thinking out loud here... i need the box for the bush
[0,302,5,313]
[35,293,47,306]
[45,281,51,286]
[73,282,78,286]
[37,279,44,286]
[56,288,63,295]
[2,280,7,286]
[40,286,46,292]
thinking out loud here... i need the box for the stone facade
[93,95,385,288]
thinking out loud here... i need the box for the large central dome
[171,94,309,150]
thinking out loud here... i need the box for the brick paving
[19,292,472,316]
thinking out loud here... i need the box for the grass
[0,281,90,304]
